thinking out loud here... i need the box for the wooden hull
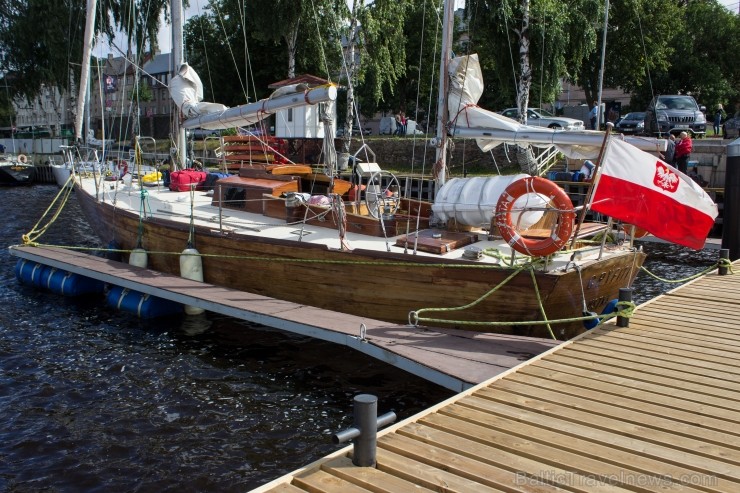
[75,188,645,340]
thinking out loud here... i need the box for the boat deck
[252,260,740,492]
[7,245,559,392]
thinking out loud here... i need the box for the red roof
[268,74,330,89]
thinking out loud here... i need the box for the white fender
[180,247,204,315]
[128,247,148,268]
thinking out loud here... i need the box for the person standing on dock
[394,113,403,136]
[589,103,599,130]
[714,105,725,136]
[674,131,693,174]
[660,134,676,165]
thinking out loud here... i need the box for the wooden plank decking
[7,245,558,392]
[253,261,740,493]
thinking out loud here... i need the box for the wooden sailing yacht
[53,0,716,339]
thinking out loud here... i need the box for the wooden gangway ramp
[7,245,558,392]
[254,261,740,493]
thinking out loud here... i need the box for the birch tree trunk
[286,24,299,79]
[341,0,361,156]
[515,0,531,125]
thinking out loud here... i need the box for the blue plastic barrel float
[15,259,104,296]
[106,285,183,319]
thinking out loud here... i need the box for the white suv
[499,108,585,130]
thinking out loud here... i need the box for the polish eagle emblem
[653,162,679,192]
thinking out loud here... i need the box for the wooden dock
[253,261,740,493]
[7,245,559,392]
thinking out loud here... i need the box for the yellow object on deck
[141,171,162,183]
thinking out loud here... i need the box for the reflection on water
[0,186,724,492]
[633,240,719,304]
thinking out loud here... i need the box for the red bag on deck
[169,169,208,192]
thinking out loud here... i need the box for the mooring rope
[639,258,733,283]
[21,178,75,245]
[409,264,559,340]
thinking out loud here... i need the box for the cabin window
[288,108,293,122]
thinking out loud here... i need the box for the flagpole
[569,122,614,248]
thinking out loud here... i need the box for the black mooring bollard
[719,248,729,276]
[332,394,397,467]
[617,287,633,328]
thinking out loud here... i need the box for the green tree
[661,1,738,110]
[338,0,409,150]
[248,0,345,79]
[465,0,601,112]
[0,0,87,98]
[107,0,170,56]
[352,0,409,110]
[184,0,344,106]
[0,0,171,100]
[0,78,15,126]
[574,0,680,110]
[361,0,444,125]
[184,3,282,107]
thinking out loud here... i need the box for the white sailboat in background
[51,0,100,189]
[42,0,718,340]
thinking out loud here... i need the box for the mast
[596,0,610,131]
[74,0,97,142]
[172,0,186,169]
[433,0,455,191]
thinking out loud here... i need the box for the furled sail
[86,129,113,149]
[169,63,229,120]
[446,55,665,158]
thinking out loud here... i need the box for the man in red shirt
[674,131,693,174]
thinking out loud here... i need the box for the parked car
[499,107,584,130]
[336,126,372,137]
[723,113,740,139]
[643,95,706,137]
[614,112,645,135]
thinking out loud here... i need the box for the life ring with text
[495,176,575,257]
[116,160,129,176]
[18,154,27,164]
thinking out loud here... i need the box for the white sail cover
[86,129,113,149]
[448,55,519,135]
[447,55,665,158]
[169,63,228,119]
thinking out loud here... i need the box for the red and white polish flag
[591,138,718,250]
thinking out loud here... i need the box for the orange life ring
[116,160,129,175]
[624,224,649,238]
[495,176,575,257]
[18,154,27,164]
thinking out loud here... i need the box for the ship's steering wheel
[365,170,401,219]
